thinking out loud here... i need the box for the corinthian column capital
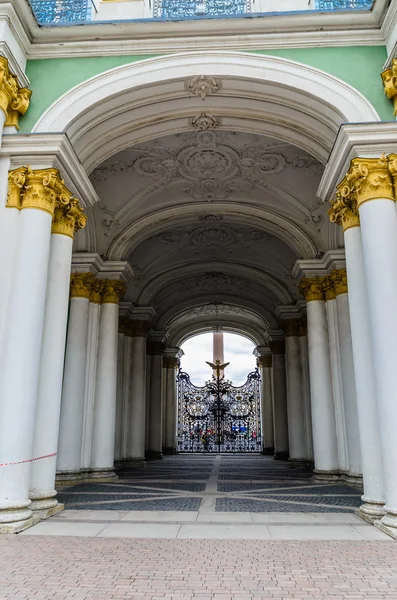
[0,57,32,128]
[52,197,87,238]
[299,276,325,302]
[337,155,394,209]
[7,167,27,209]
[381,58,397,116]
[101,280,127,304]
[328,191,360,232]
[331,269,348,296]
[70,272,95,299]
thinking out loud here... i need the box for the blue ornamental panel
[30,0,92,24]
[315,0,373,9]
[154,0,250,19]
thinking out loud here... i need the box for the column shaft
[114,333,125,463]
[127,336,147,465]
[285,335,307,462]
[259,359,274,454]
[148,352,164,459]
[359,197,397,531]
[57,296,90,477]
[29,232,73,517]
[306,299,339,477]
[0,208,52,531]
[271,348,289,460]
[90,302,119,478]
[164,363,178,453]
[345,226,385,517]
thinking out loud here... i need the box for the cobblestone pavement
[1,536,396,600]
[57,454,362,513]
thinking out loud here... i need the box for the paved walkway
[1,456,395,600]
[21,454,389,540]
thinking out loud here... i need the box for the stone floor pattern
[57,454,362,513]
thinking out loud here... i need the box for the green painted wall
[21,45,392,132]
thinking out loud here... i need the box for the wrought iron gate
[177,363,262,453]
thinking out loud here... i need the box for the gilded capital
[131,321,150,337]
[322,275,336,301]
[164,357,179,369]
[147,341,164,355]
[337,156,394,208]
[7,167,27,209]
[328,191,360,232]
[0,57,32,128]
[89,279,104,304]
[331,269,348,296]
[298,318,307,336]
[22,168,62,216]
[52,197,87,238]
[283,320,301,337]
[381,58,397,116]
[101,280,127,304]
[299,277,325,302]
[70,272,95,299]
[257,355,272,368]
[269,340,285,355]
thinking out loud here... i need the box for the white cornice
[317,122,397,203]
[0,133,99,206]
[0,0,391,59]
[292,249,346,279]
[71,252,134,279]
[27,28,385,58]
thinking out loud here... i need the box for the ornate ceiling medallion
[191,113,219,131]
[187,75,220,100]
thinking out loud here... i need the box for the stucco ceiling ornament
[185,272,247,293]
[187,75,220,100]
[191,303,245,317]
[191,113,219,130]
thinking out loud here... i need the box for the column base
[374,518,397,539]
[145,450,164,460]
[162,447,177,455]
[56,470,85,485]
[288,458,314,469]
[0,501,40,534]
[29,490,65,519]
[262,447,274,456]
[356,497,386,522]
[123,459,146,468]
[273,451,289,461]
[343,472,363,488]
[86,469,118,482]
[313,469,340,482]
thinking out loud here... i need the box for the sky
[180,332,257,386]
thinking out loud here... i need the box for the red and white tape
[0,452,56,468]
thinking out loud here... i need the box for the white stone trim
[0,133,99,207]
[32,52,380,168]
[317,122,397,203]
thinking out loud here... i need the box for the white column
[0,169,58,532]
[29,203,86,518]
[127,325,148,466]
[355,157,397,534]
[334,273,362,481]
[90,281,125,479]
[300,279,339,479]
[80,295,101,471]
[145,351,152,453]
[271,343,289,460]
[284,327,307,463]
[299,331,313,461]
[114,332,126,463]
[325,288,349,474]
[57,274,93,479]
[122,333,133,460]
[257,355,274,454]
[148,343,164,459]
[344,225,385,518]
[164,357,179,454]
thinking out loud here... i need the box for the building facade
[0,0,397,537]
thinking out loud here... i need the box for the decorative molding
[191,113,219,130]
[185,272,248,293]
[187,75,220,100]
